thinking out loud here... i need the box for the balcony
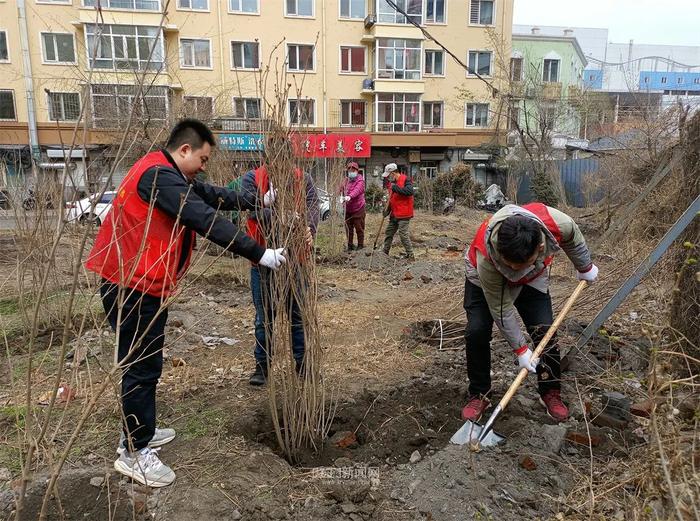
[372,79,424,94]
[73,8,178,32]
[211,118,275,132]
[363,23,425,41]
[542,82,563,99]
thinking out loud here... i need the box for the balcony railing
[211,118,275,132]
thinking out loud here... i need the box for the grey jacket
[465,204,592,350]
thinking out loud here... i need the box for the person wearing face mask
[341,161,366,251]
[461,203,598,425]
[85,119,286,488]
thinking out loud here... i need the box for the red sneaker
[461,397,490,421]
[540,390,569,422]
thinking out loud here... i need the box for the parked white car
[65,191,116,226]
[317,188,345,221]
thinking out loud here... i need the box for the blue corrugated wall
[516,158,601,207]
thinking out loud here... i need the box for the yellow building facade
[0,0,513,186]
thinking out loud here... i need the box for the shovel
[372,204,390,251]
[451,279,588,449]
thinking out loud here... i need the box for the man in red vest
[462,203,598,423]
[381,163,415,260]
[241,161,319,386]
[85,119,286,487]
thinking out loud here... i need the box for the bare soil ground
[1,209,657,521]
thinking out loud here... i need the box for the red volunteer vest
[467,203,562,285]
[85,151,195,297]
[245,165,305,264]
[389,173,414,219]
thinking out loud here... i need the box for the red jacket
[467,202,562,285]
[389,174,414,219]
[85,151,195,297]
[245,165,308,265]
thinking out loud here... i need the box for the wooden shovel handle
[496,279,588,412]
[372,207,389,250]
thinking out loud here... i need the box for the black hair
[496,215,542,263]
[165,118,216,152]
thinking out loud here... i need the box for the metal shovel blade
[449,420,504,447]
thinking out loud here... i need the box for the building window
[183,96,213,119]
[48,92,80,121]
[83,0,160,10]
[233,97,261,119]
[510,57,523,81]
[542,105,557,129]
[86,24,164,71]
[468,50,492,76]
[180,38,211,68]
[41,33,76,64]
[286,0,313,17]
[340,100,366,126]
[289,98,315,125]
[507,102,520,131]
[0,90,16,120]
[0,31,8,62]
[424,49,445,76]
[425,0,445,23]
[179,0,208,10]
[470,0,494,25]
[377,0,422,25]
[465,103,488,127]
[91,84,168,128]
[376,93,420,132]
[377,38,421,80]
[229,0,258,13]
[231,41,259,69]
[287,43,315,72]
[420,163,438,178]
[340,46,365,73]
[422,101,442,128]
[339,0,365,19]
[543,59,560,82]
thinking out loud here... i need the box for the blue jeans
[250,266,305,367]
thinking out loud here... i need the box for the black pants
[463,280,560,397]
[101,281,168,451]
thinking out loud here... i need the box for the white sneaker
[113,447,175,488]
[117,427,176,454]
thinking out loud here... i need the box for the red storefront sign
[291,133,371,158]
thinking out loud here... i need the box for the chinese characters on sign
[291,133,371,158]
[218,133,264,151]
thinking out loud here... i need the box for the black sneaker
[249,363,268,386]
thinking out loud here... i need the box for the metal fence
[516,157,601,207]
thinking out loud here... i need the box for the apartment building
[510,29,588,153]
[514,25,700,136]
[0,0,513,189]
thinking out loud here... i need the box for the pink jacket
[342,175,366,214]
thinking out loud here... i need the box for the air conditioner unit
[364,14,376,29]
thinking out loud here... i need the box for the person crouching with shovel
[462,203,598,424]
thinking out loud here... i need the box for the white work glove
[577,264,599,282]
[258,248,286,270]
[514,346,538,373]
[263,185,276,207]
[343,196,351,203]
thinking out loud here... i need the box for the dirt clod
[519,455,537,471]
